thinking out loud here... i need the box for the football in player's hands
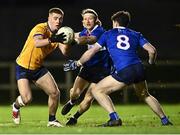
[57,26,75,45]
[49,32,66,43]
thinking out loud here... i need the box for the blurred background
[0,0,180,104]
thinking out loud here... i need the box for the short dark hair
[111,11,131,27]
[49,7,64,16]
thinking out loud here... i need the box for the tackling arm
[75,35,97,45]
[78,43,101,65]
[63,43,101,72]
[143,43,157,64]
[73,32,97,45]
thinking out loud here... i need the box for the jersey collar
[86,25,99,34]
[114,26,126,29]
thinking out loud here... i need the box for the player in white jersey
[64,11,173,126]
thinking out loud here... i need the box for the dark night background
[0,0,180,104]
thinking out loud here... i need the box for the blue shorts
[16,64,48,81]
[78,66,111,83]
[111,63,146,85]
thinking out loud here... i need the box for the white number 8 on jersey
[116,35,130,50]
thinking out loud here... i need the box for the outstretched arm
[143,43,157,64]
[75,35,97,45]
[72,32,97,45]
[63,43,101,72]
[78,43,101,65]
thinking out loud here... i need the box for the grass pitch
[0,104,179,134]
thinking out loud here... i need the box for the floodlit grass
[0,104,179,134]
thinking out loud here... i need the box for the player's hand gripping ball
[57,26,74,45]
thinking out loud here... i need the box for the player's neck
[47,22,54,33]
[87,25,98,33]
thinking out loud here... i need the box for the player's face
[48,13,63,32]
[82,13,96,31]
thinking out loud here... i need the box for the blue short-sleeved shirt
[79,25,111,68]
[97,26,149,72]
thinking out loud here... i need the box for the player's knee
[50,89,60,99]
[91,88,100,98]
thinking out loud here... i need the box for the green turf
[0,104,179,134]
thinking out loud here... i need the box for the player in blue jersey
[64,11,173,126]
[61,9,112,125]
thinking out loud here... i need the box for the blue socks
[161,116,169,125]
[109,112,119,120]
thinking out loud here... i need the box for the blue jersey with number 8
[97,27,149,72]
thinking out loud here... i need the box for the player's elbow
[34,40,42,48]
[144,43,157,56]
[149,47,157,56]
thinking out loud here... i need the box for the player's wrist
[76,60,82,67]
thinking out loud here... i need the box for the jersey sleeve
[97,32,107,47]
[33,24,46,37]
[79,28,86,36]
[91,27,105,39]
[79,26,105,39]
[139,33,149,47]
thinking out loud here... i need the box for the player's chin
[55,26,60,30]
[86,25,92,29]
